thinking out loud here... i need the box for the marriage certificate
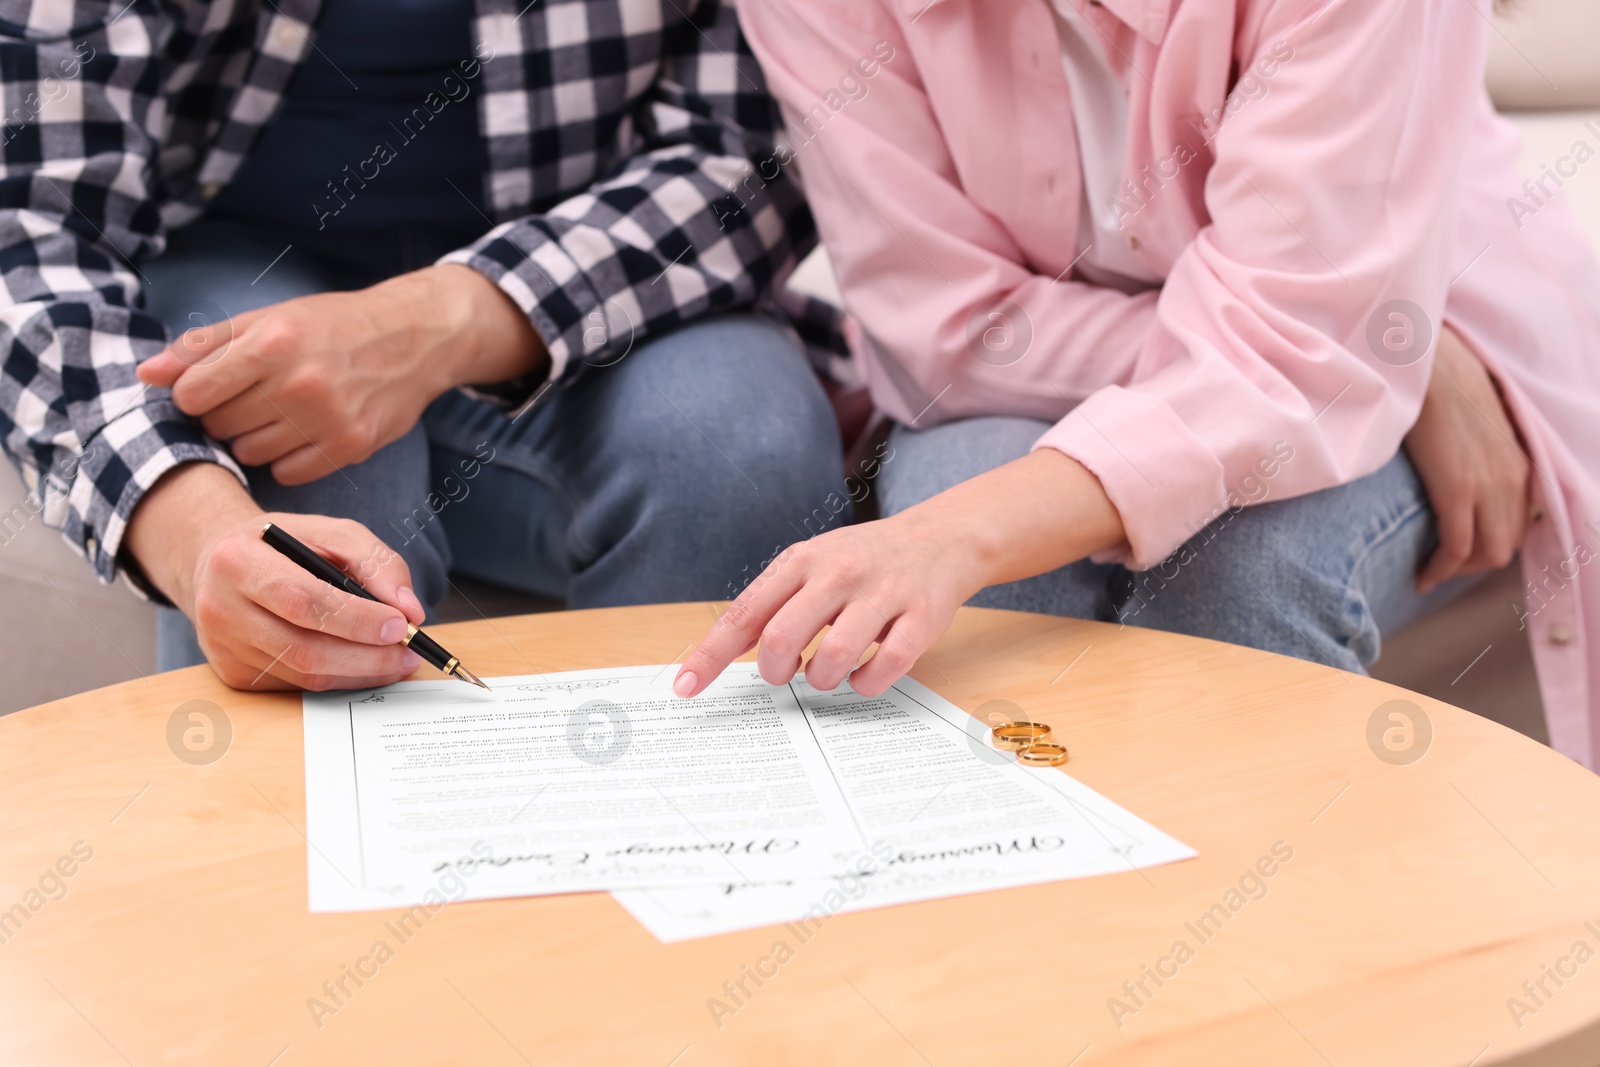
[303,664,865,910]
[302,665,1194,925]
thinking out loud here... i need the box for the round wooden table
[3,604,1599,1066]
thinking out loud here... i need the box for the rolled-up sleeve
[0,10,244,584]
[442,0,823,406]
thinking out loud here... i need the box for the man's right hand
[124,463,426,690]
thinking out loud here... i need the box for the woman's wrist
[903,448,1126,590]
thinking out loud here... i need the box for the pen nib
[453,664,491,691]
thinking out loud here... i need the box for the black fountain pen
[260,522,490,690]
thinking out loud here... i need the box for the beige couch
[2,2,1597,731]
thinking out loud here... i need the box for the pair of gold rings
[991,721,1069,766]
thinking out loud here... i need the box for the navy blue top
[212,0,487,232]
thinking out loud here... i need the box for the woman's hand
[675,512,987,699]
[674,449,1125,698]
[1404,326,1532,593]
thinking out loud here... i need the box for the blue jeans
[144,218,844,670]
[878,417,1467,674]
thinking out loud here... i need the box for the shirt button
[1530,504,1544,523]
[199,182,222,200]
[1550,625,1573,647]
[273,21,300,48]
[85,535,97,556]
[1127,234,1141,250]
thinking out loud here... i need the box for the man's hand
[136,264,545,486]
[1405,325,1531,594]
[125,463,427,691]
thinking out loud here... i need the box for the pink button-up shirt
[740,0,1600,766]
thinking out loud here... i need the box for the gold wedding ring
[1016,742,1069,767]
[992,721,1051,750]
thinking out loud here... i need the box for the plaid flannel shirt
[0,0,835,586]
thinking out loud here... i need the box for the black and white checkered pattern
[0,0,834,585]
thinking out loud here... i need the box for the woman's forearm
[905,448,1127,589]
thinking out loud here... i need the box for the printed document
[302,666,1194,925]
[612,675,1195,940]
[303,665,865,910]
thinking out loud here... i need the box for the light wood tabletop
[3,603,1599,1066]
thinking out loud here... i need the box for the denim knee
[1116,453,1433,672]
[557,314,846,603]
[629,316,833,478]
